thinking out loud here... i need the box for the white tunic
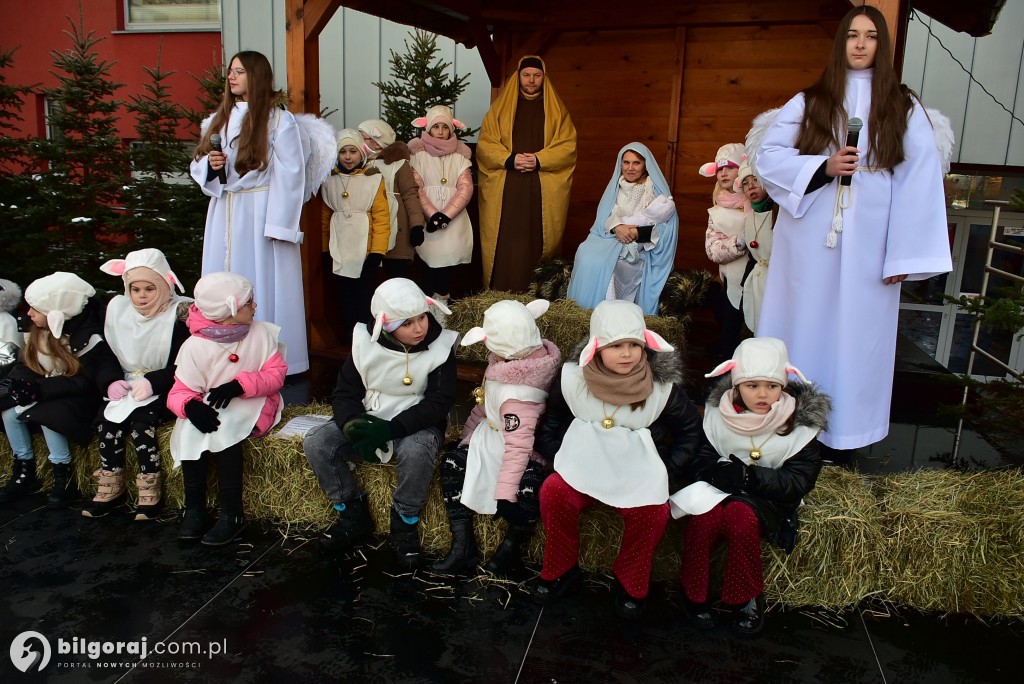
[169,321,285,465]
[756,69,952,449]
[668,406,818,518]
[322,172,385,278]
[409,150,473,268]
[366,158,405,252]
[742,209,774,334]
[460,379,548,515]
[708,205,749,309]
[102,295,185,423]
[350,325,460,462]
[553,363,673,508]
[190,104,309,374]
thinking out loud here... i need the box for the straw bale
[874,469,1024,619]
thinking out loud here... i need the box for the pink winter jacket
[167,307,287,438]
[704,188,750,265]
[412,166,474,220]
[459,340,561,502]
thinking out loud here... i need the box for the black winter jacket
[535,340,707,492]
[10,299,123,445]
[331,315,457,439]
[696,377,830,553]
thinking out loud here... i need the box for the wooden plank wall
[506,11,840,271]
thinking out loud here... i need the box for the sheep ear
[46,311,66,339]
[371,126,382,137]
[226,296,238,318]
[100,259,127,276]
[643,329,674,352]
[425,296,452,315]
[461,327,486,346]
[786,365,809,383]
[452,118,467,130]
[578,337,599,366]
[412,117,428,128]
[167,269,185,293]
[370,312,386,342]
[699,162,718,177]
[525,299,549,320]
[704,360,736,378]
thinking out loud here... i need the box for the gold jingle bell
[750,449,761,461]
[440,177,448,185]
[472,386,485,405]
[601,418,615,429]
[342,191,349,198]
[402,375,413,386]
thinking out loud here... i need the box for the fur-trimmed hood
[567,337,683,386]
[0,278,21,314]
[707,375,831,432]
[484,339,560,390]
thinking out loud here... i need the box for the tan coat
[476,55,577,287]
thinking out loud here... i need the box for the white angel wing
[745,107,781,179]
[924,107,955,176]
[294,114,338,203]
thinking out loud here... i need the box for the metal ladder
[952,199,1024,461]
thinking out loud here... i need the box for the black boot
[733,594,766,636]
[179,508,208,541]
[532,566,581,605]
[484,522,532,575]
[680,595,717,630]
[390,506,423,571]
[201,512,247,546]
[431,518,480,573]
[46,462,76,509]
[0,459,40,505]
[613,580,646,621]
[320,497,373,552]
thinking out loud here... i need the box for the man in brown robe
[477,56,577,291]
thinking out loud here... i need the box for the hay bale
[447,290,688,364]
[874,469,1024,619]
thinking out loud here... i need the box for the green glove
[345,414,393,461]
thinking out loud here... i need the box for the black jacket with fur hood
[535,339,706,492]
[697,375,831,553]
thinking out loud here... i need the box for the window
[124,0,221,32]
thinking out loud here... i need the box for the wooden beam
[302,0,342,40]
[503,29,557,78]
[468,17,502,87]
[665,26,686,189]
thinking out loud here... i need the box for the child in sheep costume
[670,337,829,636]
[83,249,191,520]
[304,278,458,570]
[532,300,705,619]
[0,278,24,378]
[433,299,561,574]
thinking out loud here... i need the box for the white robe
[755,69,952,449]
[190,103,309,374]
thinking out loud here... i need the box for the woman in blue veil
[567,143,677,314]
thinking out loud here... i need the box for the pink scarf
[718,389,796,436]
[715,188,749,211]
[186,305,251,343]
[418,131,459,157]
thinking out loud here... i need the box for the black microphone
[210,133,227,184]
[840,117,863,187]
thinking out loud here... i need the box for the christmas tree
[374,30,477,143]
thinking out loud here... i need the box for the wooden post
[666,26,686,190]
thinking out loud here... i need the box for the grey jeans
[303,419,443,518]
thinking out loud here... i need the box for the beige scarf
[718,388,796,436]
[582,345,654,406]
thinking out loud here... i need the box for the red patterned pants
[539,472,669,599]
[679,499,764,605]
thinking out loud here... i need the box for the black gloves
[184,399,220,433]
[8,378,40,406]
[709,455,751,493]
[206,380,244,409]
[427,212,451,233]
[409,224,425,247]
[361,252,384,278]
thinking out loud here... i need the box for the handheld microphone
[210,133,227,184]
[840,117,863,187]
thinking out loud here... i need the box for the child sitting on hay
[168,272,288,546]
[670,337,829,636]
[532,299,705,619]
[433,298,561,575]
[84,249,190,520]
[304,278,458,570]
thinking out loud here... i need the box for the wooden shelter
[281,0,985,353]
